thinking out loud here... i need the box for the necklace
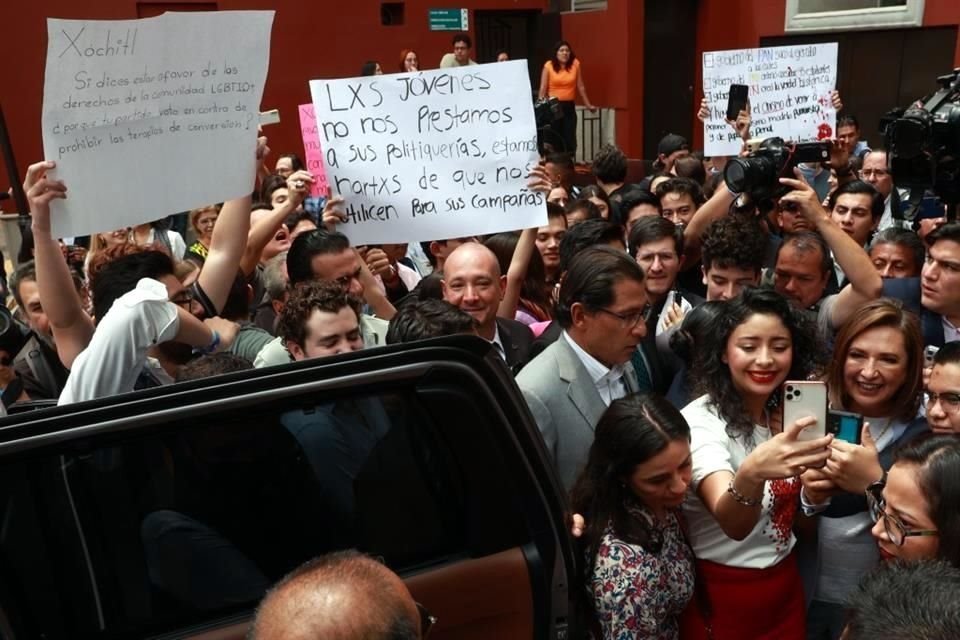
[872,417,894,443]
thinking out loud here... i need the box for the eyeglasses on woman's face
[866,483,938,547]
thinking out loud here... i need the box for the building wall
[692,0,960,148]
[1,0,546,210]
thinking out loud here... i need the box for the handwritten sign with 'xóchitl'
[42,11,274,238]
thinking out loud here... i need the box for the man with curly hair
[277,280,364,361]
[699,215,767,302]
[592,144,629,212]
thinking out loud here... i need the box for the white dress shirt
[562,331,627,407]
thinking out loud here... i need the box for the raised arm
[499,227,537,319]
[240,170,310,276]
[779,170,882,329]
[24,161,95,369]
[681,182,736,264]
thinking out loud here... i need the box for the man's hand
[527,165,553,194]
[364,248,399,286]
[662,301,686,331]
[828,138,851,172]
[831,90,843,112]
[697,98,709,123]
[918,217,947,241]
[24,161,67,234]
[256,127,270,161]
[321,194,347,231]
[725,101,751,141]
[779,168,830,224]
[203,317,240,352]
[285,170,314,209]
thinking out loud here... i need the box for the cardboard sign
[298,104,328,197]
[702,43,838,156]
[41,11,274,237]
[308,60,545,245]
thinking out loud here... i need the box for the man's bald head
[441,243,506,340]
[249,551,420,640]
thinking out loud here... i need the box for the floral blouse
[591,502,695,640]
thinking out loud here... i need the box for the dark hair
[654,177,706,207]
[669,300,728,366]
[287,230,352,286]
[592,144,628,184]
[674,155,707,186]
[579,185,613,218]
[691,287,823,442]
[386,298,477,344]
[620,189,662,219]
[91,250,175,324]
[277,280,362,348]
[452,32,472,48]
[558,219,624,274]
[837,115,861,131]
[176,352,253,382]
[411,272,444,300]
[259,174,287,204]
[627,215,683,259]
[778,231,832,276]
[827,299,923,422]
[827,180,884,222]
[276,153,304,172]
[546,201,568,222]
[701,214,767,273]
[360,60,380,76]
[843,559,960,640]
[893,435,960,567]
[484,233,553,319]
[545,152,575,173]
[556,246,644,329]
[9,260,39,311]
[550,40,576,72]
[569,394,691,619]
[933,340,960,367]
[284,210,316,232]
[925,221,960,248]
[249,550,418,640]
[869,227,925,272]
[565,199,602,224]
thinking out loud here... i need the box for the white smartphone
[782,381,827,442]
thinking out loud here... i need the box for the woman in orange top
[538,40,595,156]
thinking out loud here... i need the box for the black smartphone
[828,410,863,445]
[726,84,749,121]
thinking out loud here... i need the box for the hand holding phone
[827,410,863,445]
[726,84,749,121]
[783,381,828,442]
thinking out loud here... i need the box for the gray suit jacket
[516,336,639,491]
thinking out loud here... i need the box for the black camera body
[882,68,960,209]
[723,137,831,204]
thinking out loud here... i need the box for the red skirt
[680,553,805,640]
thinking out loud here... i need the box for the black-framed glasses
[416,602,437,637]
[595,305,650,329]
[925,391,960,412]
[866,483,938,547]
[169,289,194,309]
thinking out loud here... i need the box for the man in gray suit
[517,246,648,490]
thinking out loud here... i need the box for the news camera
[881,68,960,218]
[723,137,831,204]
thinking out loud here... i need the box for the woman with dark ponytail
[570,393,695,639]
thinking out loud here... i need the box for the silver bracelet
[727,480,763,507]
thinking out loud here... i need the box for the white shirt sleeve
[684,397,736,491]
[58,278,179,405]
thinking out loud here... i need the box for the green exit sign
[429,8,468,31]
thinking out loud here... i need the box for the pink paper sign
[298,103,328,197]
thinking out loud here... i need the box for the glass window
[786,0,924,32]
[0,384,527,638]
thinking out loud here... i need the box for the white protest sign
[42,11,274,238]
[702,43,838,157]
[309,60,545,245]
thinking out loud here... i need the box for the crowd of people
[6,33,960,640]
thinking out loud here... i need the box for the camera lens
[724,158,751,193]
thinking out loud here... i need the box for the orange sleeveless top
[543,58,579,102]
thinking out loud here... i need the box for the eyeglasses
[859,169,889,179]
[866,483,938,546]
[416,602,437,637]
[925,391,960,412]
[169,289,194,309]
[596,305,650,329]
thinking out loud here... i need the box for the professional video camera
[723,137,831,204]
[881,68,960,217]
[0,306,29,360]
